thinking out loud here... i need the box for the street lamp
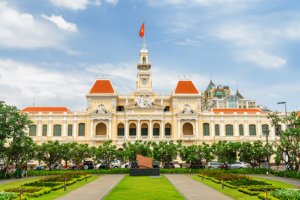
[264,128,270,170]
[277,101,287,117]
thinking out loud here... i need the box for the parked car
[190,163,205,169]
[163,163,180,169]
[34,165,44,170]
[230,162,250,169]
[206,161,221,169]
[121,162,130,168]
[111,160,121,168]
[81,161,94,170]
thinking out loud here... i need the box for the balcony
[182,135,195,140]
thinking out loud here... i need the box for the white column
[109,119,112,139]
[244,114,249,137]
[234,115,238,136]
[220,116,224,137]
[73,118,77,139]
[149,120,153,139]
[137,120,141,139]
[161,121,165,139]
[38,122,42,137]
[177,119,181,139]
[63,121,67,137]
[210,116,215,138]
[195,119,199,138]
[271,126,275,140]
[90,120,94,140]
[125,120,129,139]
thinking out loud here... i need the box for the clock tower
[136,43,152,93]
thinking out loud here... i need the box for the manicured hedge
[0,191,18,200]
[4,187,51,198]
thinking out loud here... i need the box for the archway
[96,122,107,136]
[117,123,125,136]
[183,122,193,136]
[153,123,160,136]
[141,123,148,136]
[165,123,172,136]
[129,123,136,136]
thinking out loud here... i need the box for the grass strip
[105,175,185,200]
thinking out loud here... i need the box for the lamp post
[277,101,287,117]
[264,128,270,170]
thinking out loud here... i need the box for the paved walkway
[56,175,125,200]
[165,175,233,200]
[249,174,300,187]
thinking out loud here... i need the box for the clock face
[142,78,148,85]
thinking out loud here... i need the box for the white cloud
[50,0,119,10]
[0,2,74,49]
[148,0,260,7]
[41,15,78,32]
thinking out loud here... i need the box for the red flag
[139,23,145,38]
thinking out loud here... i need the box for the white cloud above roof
[42,15,78,33]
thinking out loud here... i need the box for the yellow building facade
[22,45,283,147]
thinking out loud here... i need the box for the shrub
[0,191,18,200]
[228,178,270,186]
[23,181,64,191]
[271,189,300,200]
[4,187,51,198]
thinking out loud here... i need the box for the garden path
[56,174,124,200]
[250,174,300,187]
[165,174,233,200]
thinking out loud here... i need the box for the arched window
[262,124,269,136]
[96,123,107,136]
[42,124,47,136]
[117,123,125,136]
[129,123,136,136]
[153,123,160,136]
[78,123,85,136]
[183,122,193,135]
[29,125,37,136]
[68,124,73,136]
[249,124,256,136]
[225,124,234,136]
[215,124,220,136]
[165,123,171,136]
[53,124,62,136]
[141,123,148,136]
[239,124,244,136]
[203,123,210,136]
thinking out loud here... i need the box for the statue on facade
[182,104,194,114]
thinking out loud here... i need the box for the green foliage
[179,143,212,166]
[71,143,93,167]
[95,140,117,168]
[4,187,51,197]
[271,189,300,200]
[122,141,152,161]
[0,191,18,200]
[152,141,181,166]
[39,141,63,170]
[211,141,241,168]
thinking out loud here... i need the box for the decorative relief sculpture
[181,104,194,114]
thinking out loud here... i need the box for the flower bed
[4,187,51,198]
[23,181,64,191]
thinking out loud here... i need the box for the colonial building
[22,44,283,147]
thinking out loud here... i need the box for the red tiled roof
[213,108,262,113]
[174,80,199,94]
[21,107,69,113]
[90,80,115,94]
[298,112,300,117]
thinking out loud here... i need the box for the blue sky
[0,0,299,112]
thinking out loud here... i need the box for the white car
[230,162,250,169]
[206,161,221,169]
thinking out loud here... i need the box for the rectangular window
[164,106,170,112]
[215,124,220,136]
[249,124,256,136]
[29,125,36,136]
[53,125,61,136]
[68,125,73,136]
[239,125,244,136]
[117,106,124,111]
[153,128,160,136]
[226,125,234,136]
[78,123,85,136]
[129,128,136,136]
[203,123,210,136]
[118,128,124,136]
[42,125,47,136]
[165,128,171,136]
[262,124,269,136]
[141,128,148,136]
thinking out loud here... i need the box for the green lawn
[192,175,296,200]
[104,176,185,200]
[28,175,99,200]
[0,177,42,190]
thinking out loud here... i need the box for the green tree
[212,141,240,169]
[180,143,212,168]
[95,140,117,169]
[122,141,152,162]
[269,111,300,170]
[61,142,76,166]
[152,141,181,167]
[40,141,63,170]
[71,143,92,169]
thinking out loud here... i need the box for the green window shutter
[29,125,37,136]
[68,124,73,136]
[153,128,160,136]
[249,124,256,136]
[53,125,61,136]
[262,124,269,136]
[78,123,85,136]
[203,123,210,136]
[239,124,244,136]
[226,124,233,136]
[165,128,171,136]
[42,125,47,136]
[118,128,124,136]
[141,128,148,136]
[129,128,136,136]
[215,124,220,136]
